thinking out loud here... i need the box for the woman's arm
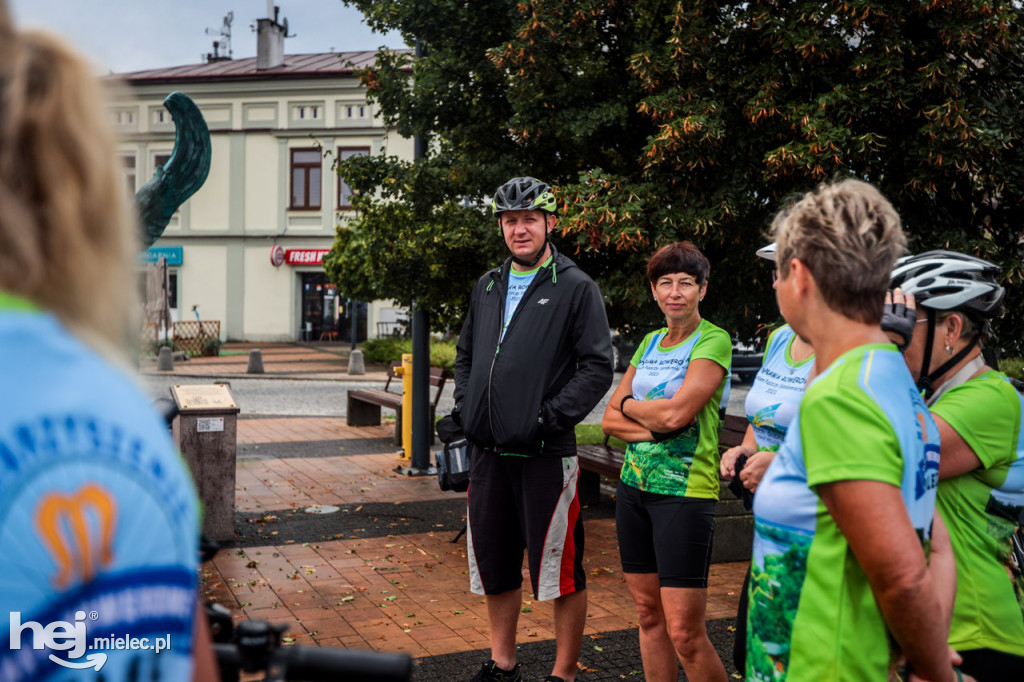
[933,414,983,480]
[621,358,725,432]
[720,425,757,478]
[818,480,956,682]
[601,365,655,442]
[739,450,776,493]
[928,509,956,642]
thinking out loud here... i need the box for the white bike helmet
[890,250,1004,320]
[890,250,1004,401]
[755,242,776,262]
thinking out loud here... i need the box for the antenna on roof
[204,11,233,63]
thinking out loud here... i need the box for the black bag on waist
[435,415,470,493]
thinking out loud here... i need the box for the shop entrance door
[299,273,365,342]
[300,273,336,340]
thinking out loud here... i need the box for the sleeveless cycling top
[0,303,200,681]
[931,370,1024,656]
[748,344,939,680]
[743,325,814,451]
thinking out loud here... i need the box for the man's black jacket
[453,246,614,457]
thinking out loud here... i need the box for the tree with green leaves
[329,0,1024,352]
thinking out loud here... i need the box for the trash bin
[170,383,240,543]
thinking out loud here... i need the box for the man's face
[500,209,552,263]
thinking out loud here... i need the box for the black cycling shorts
[466,445,585,600]
[615,480,715,588]
[958,647,1024,682]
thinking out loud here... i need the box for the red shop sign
[285,249,331,265]
[270,245,286,267]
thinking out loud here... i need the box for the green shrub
[429,342,458,373]
[360,336,458,373]
[143,339,179,357]
[361,336,410,365]
[201,335,222,357]
[999,357,1024,381]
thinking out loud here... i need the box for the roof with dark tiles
[119,50,411,84]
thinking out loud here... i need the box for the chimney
[256,3,286,70]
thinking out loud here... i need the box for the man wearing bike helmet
[453,176,614,682]
[885,250,1024,681]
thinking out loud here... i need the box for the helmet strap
[917,308,980,402]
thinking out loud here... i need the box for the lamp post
[399,38,434,476]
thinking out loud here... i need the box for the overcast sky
[8,0,408,74]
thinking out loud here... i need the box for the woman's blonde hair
[0,14,138,353]
[772,179,906,324]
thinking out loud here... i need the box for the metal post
[397,37,435,477]
[410,305,431,472]
[349,298,356,350]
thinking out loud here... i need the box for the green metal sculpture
[134,91,211,249]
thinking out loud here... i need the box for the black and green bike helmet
[491,176,557,216]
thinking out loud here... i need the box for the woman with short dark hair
[602,240,731,682]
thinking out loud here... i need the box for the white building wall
[180,245,228,339]
[245,135,281,233]
[244,247,294,339]
[189,135,231,231]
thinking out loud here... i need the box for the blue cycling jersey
[0,305,200,681]
[743,325,814,450]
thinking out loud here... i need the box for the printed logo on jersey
[36,483,117,589]
[645,381,669,401]
[752,404,781,429]
[914,407,941,501]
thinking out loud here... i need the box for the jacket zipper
[487,270,505,441]
[485,263,550,444]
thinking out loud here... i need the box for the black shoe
[470,659,522,682]
[542,677,566,682]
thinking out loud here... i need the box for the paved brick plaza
[149,343,749,679]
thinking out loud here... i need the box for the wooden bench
[576,413,753,562]
[347,361,449,446]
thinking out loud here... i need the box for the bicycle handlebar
[208,604,413,682]
[213,643,413,682]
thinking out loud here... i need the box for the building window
[155,110,167,124]
[290,148,322,209]
[168,271,179,310]
[294,105,320,120]
[121,154,136,197]
[337,147,369,209]
[115,110,135,125]
[344,104,368,120]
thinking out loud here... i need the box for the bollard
[397,353,413,461]
[347,349,366,375]
[157,345,174,371]
[170,384,240,543]
[247,348,265,374]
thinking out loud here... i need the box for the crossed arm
[601,358,725,441]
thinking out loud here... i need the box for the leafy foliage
[360,335,459,372]
[332,0,1024,352]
